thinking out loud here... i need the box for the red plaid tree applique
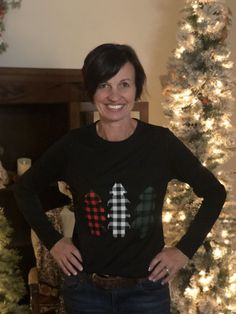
[84,191,107,236]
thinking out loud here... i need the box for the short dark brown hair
[82,43,146,101]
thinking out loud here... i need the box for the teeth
[107,104,123,110]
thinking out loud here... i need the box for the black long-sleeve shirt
[14,120,226,277]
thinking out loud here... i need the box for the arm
[13,136,68,250]
[167,130,226,257]
[13,134,83,275]
[149,129,226,283]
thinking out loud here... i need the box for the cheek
[93,91,104,105]
[126,91,136,103]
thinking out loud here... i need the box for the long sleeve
[13,134,70,250]
[167,130,226,258]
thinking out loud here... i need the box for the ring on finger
[165,267,170,274]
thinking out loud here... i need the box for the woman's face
[93,62,136,123]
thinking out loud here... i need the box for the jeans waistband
[77,272,148,290]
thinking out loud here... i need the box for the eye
[120,81,130,88]
[97,82,109,89]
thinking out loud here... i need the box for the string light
[229,283,236,293]
[220,119,231,129]
[175,46,185,58]
[225,288,232,298]
[213,247,224,259]
[197,16,204,23]
[216,296,222,305]
[163,211,173,223]
[179,211,186,221]
[222,61,234,69]
[183,23,193,32]
[184,286,200,299]
[215,55,225,62]
[194,113,200,120]
[205,119,214,130]
[188,35,196,46]
[229,273,236,283]
[221,230,228,238]
[166,197,171,205]
[213,80,223,95]
[207,231,212,238]
[214,52,230,62]
[216,80,223,88]
[192,3,198,10]
[198,271,214,292]
[212,147,222,156]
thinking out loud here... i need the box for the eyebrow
[120,78,134,82]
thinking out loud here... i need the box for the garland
[0,0,21,54]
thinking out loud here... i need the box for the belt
[77,272,147,290]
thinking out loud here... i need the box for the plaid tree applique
[131,186,156,238]
[107,183,131,237]
[84,191,107,236]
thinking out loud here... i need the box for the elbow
[219,182,227,205]
[211,181,227,210]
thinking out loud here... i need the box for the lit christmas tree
[0,207,28,313]
[160,0,236,313]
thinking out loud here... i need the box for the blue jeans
[62,274,170,314]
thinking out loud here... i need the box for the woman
[14,43,226,313]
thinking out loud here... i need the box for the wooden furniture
[0,67,148,307]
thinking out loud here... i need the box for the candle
[17,157,32,176]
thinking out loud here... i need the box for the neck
[96,118,137,141]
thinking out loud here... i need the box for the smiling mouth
[106,104,124,110]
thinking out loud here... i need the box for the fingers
[161,269,173,285]
[50,238,83,276]
[148,252,162,273]
[148,258,172,283]
[60,252,83,276]
[148,247,189,284]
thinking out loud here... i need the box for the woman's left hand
[148,247,189,284]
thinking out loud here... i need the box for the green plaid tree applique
[132,186,156,238]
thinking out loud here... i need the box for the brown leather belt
[77,272,147,290]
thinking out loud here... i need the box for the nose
[107,87,121,102]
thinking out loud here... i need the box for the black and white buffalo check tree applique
[107,183,131,237]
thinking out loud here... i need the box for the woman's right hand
[50,237,83,276]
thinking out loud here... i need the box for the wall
[0,0,235,197]
[0,0,184,126]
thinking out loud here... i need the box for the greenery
[160,0,236,313]
[0,207,28,313]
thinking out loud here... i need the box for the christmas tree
[160,0,236,313]
[0,207,28,313]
